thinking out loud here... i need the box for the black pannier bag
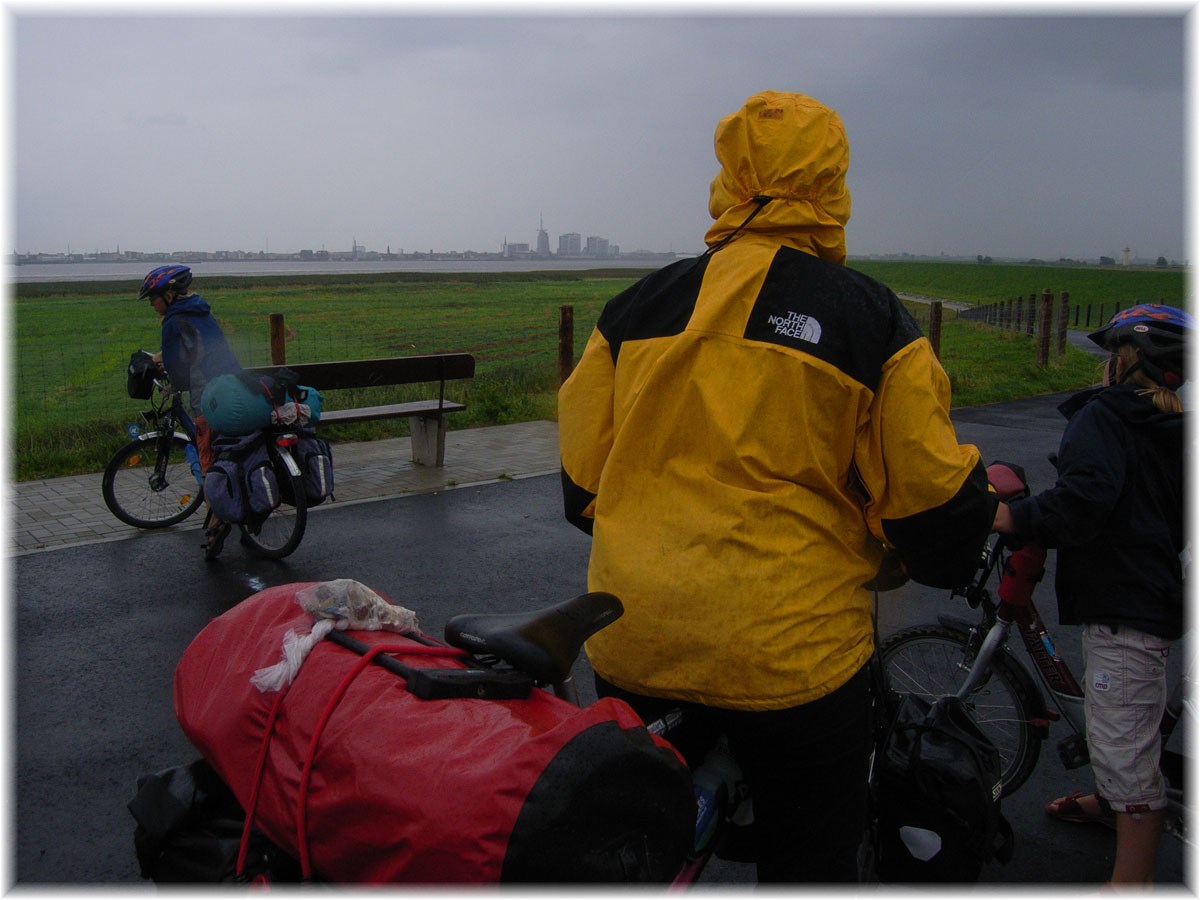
[127,350,160,400]
[873,692,1013,882]
[128,758,300,884]
[203,432,280,525]
[295,429,334,505]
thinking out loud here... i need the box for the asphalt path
[13,392,1189,887]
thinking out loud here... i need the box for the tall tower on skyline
[536,215,550,257]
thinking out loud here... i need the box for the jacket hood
[163,293,211,318]
[1064,384,1184,439]
[705,91,851,264]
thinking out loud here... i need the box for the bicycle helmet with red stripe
[1088,303,1191,389]
[137,264,193,300]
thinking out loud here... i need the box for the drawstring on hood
[702,195,773,257]
[705,91,852,264]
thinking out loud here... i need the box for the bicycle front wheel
[880,625,1043,796]
[239,467,307,559]
[102,436,205,529]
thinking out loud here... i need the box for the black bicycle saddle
[443,591,623,685]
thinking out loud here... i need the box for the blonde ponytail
[1115,344,1184,414]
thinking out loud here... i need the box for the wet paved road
[12,397,1189,887]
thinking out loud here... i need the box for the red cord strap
[234,640,463,881]
[294,643,464,880]
[235,688,290,878]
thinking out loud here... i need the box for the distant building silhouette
[558,232,582,256]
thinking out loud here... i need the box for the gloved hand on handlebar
[987,460,1029,549]
[986,461,1029,502]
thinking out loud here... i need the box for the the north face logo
[766,311,822,344]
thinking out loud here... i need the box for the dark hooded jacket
[160,293,242,415]
[1007,385,1185,640]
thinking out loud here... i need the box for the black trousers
[595,663,872,883]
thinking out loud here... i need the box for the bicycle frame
[954,538,1087,742]
[943,526,1186,837]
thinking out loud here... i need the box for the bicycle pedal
[1057,733,1090,769]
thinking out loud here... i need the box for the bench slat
[319,400,466,425]
[247,354,474,391]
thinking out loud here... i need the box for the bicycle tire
[880,624,1043,796]
[102,435,205,529]
[238,457,307,559]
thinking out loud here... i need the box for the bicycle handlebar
[986,461,1030,503]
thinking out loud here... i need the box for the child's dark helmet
[1088,303,1192,388]
[138,264,193,300]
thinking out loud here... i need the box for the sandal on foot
[203,521,232,560]
[1045,790,1116,829]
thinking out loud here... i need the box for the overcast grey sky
[10,7,1189,262]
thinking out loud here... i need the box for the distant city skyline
[12,240,1180,269]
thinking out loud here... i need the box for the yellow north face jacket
[559,92,995,710]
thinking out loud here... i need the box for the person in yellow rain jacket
[559,91,998,882]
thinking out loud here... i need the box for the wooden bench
[248,353,475,466]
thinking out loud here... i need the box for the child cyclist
[138,264,243,558]
[992,303,1189,886]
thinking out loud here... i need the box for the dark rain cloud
[11,11,1187,262]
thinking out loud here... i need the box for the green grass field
[11,261,1181,481]
[851,260,1185,308]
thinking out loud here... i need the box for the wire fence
[14,291,954,439]
[15,307,576,448]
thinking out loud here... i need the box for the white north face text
[767,311,822,344]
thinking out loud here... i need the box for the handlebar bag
[173,583,694,884]
[127,350,160,400]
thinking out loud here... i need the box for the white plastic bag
[251,580,419,692]
[296,579,419,632]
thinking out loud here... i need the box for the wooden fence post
[929,301,942,358]
[1026,294,1037,337]
[270,313,286,364]
[1037,289,1052,367]
[1057,290,1069,357]
[1015,296,1024,333]
[558,305,575,384]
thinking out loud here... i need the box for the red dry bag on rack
[173,583,694,883]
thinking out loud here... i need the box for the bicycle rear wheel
[880,624,1043,796]
[102,435,204,529]
[239,466,307,559]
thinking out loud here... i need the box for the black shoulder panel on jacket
[597,255,710,363]
[743,248,922,390]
